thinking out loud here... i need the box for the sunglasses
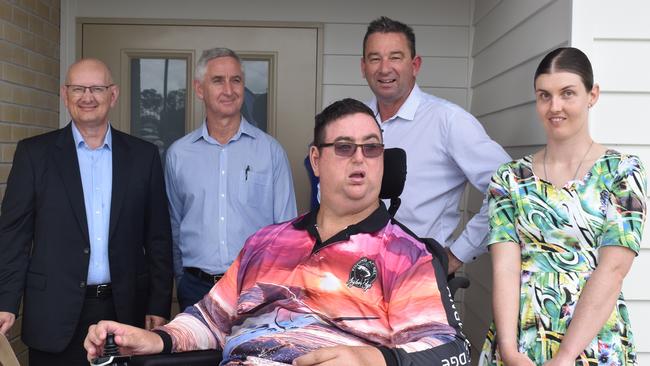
[318,142,384,158]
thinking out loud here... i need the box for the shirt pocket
[238,170,271,208]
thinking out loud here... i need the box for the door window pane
[130,57,269,160]
[240,60,269,132]
[130,58,187,159]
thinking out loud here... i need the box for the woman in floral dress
[479,47,646,365]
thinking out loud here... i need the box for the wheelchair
[94,148,469,366]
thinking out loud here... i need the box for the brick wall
[0,0,60,364]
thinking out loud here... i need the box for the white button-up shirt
[369,84,511,262]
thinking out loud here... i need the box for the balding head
[65,58,114,86]
[62,58,119,129]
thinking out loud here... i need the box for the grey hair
[194,47,243,80]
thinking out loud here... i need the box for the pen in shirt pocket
[245,165,251,181]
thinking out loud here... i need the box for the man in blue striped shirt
[165,48,297,311]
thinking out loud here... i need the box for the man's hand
[145,315,167,330]
[292,345,385,366]
[84,320,164,361]
[0,312,15,335]
[445,248,463,274]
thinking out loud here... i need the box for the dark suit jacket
[0,124,173,352]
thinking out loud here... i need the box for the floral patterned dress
[479,151,646,365]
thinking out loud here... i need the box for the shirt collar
[293,201,390,253]
[368,83,423,123]
[71,121,112,150]
[191,116,259,145]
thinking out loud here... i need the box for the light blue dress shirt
[71,122,113,285]
[165,119,297,279]
[368,84,511,263]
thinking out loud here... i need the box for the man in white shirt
[361,16,511,272]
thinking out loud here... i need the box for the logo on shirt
[347,257,377,292]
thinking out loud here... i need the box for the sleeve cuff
[378,346,399,366]
[152,329,173,354]
[449,239,486,264]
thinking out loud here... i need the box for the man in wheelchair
[85,98,470,366]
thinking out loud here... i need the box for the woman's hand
[542,355,575,366]
[500,349,535,366]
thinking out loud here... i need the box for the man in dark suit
[0,58,173,365]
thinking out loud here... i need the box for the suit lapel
[109,130,131,242]
[53,124,89,245]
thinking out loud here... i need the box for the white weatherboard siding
[69,0,470,25]
[466,0,571,362]
[573,0,650,359]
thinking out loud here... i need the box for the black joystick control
[103,333,120,356]
[91,332,130,366]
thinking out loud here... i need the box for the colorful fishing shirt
[159,204,470,365]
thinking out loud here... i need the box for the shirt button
[221,170,225,175]
[220,217,224,221]
[79,281,86,288]
[83,247,90,254]
[220,194,225,198]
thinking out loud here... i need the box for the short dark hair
[363,16,416,58]
[313,98,380,146]
[534,47,594,91]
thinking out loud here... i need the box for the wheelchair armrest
[129,350,222,366]
[448,276,470,297]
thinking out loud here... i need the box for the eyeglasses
[65,84,114,96]
[318,142,384,158]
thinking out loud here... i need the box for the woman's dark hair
[534,47,594,91]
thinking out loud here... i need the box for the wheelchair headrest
[380,148,407,200]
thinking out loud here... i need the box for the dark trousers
[29,295,117,366]
[176,271,215,312]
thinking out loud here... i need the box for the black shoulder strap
[419,237,449,275]
[390,218,449,274]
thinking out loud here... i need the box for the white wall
[573,1,650,363]
[466,0,572,362]
[61,0,474,126]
